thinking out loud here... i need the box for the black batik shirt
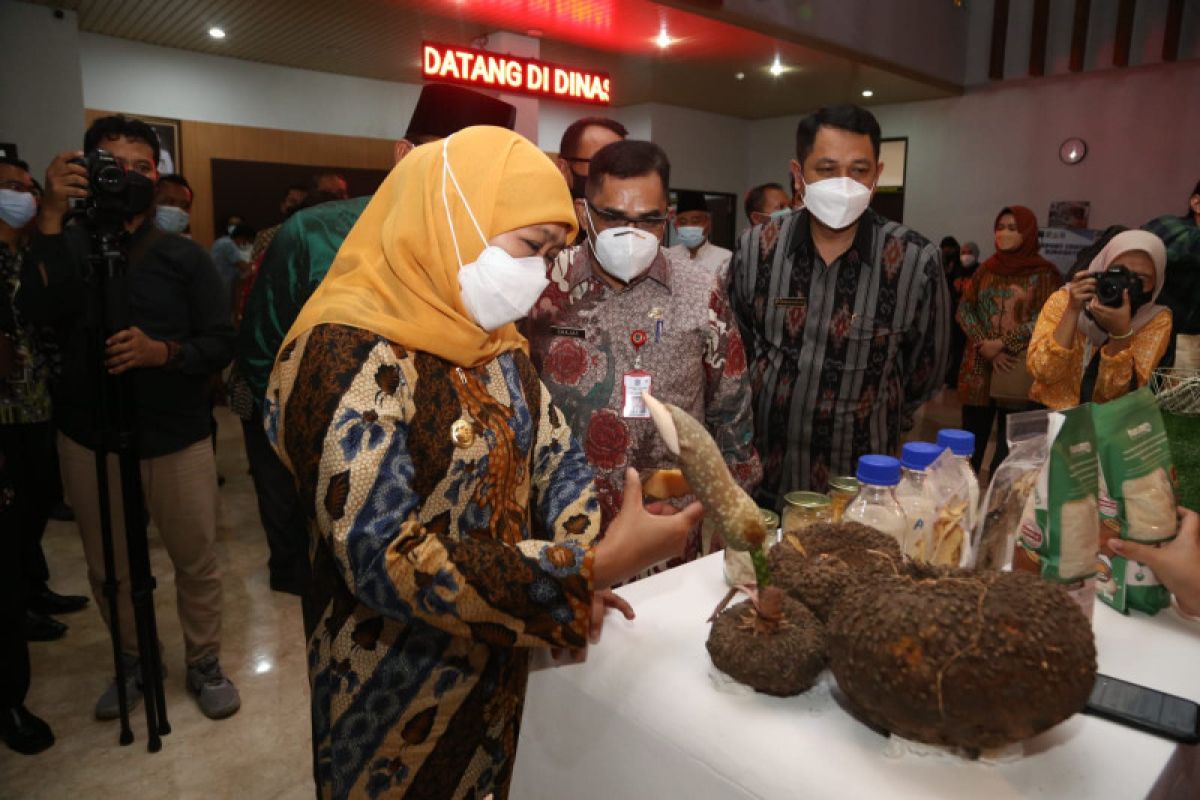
[728,208,949,508]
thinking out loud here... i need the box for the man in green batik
[231,84,517,625]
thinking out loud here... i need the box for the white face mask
[0,189,36,229]
[585,205,660,283]
[801,176,874,230]
[961,254,977,267]
[155,205,189,234]
[442,136,549,332]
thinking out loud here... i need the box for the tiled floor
[0,392,976,798]
[0,409,313,800]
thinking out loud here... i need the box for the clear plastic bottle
[844,455,909,550]
[937,429,981,532]
[895,442,942,561]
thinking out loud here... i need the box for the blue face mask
[676,225,706,249]
[155,205,190,234]
[769,208,791,221]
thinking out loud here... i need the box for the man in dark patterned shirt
[729,105,949,508]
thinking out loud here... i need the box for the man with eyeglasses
[555,116,628,200]
[527,140,760,581]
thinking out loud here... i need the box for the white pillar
[0,1,85,176]
[483,31,540,144]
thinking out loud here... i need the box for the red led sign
[421,41,611,105]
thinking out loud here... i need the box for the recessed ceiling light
[861,89,874,97]
[769,55,785,77]
[735,72,745,80]
[655,29,673,48]
[208,26,225,40]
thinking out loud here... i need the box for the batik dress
[266,323,601,800]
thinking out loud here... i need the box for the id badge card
[622,370,653,419]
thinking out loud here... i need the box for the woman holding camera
[1028,229,1171,410]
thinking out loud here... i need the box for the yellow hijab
[281,125,578,367]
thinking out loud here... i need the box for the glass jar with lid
[782,491,832,535]
[828,476,859,522]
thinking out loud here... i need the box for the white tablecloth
[511,553,1200,800]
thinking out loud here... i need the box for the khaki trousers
[58,433,222,665]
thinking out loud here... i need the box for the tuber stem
[750,546,771,589]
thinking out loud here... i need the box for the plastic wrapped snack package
[1015,404,1100,618]
[1093,387,1179,615]
[923,448,975,568]
[972,409,1050,571]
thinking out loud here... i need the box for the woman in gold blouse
[1028,230,1171,410]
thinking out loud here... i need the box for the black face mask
[570,169,588,200]
[124,171,155,217]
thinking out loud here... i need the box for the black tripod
[87,225,170,752]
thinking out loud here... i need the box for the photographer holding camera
[1028,229,1172,410]
[16,116,239,722]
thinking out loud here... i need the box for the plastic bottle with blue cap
[937,429,982,533]
[895,442,943,561]
[844,455,909,549]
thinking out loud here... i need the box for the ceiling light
[208,26,225,39]
[655,29,673,48]
[861,89,874,97]
[769,55,785,77]
[735,72,745,80]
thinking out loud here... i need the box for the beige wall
[85,109,394,246]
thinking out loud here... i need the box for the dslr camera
[68,148,154,229]
[1092,264,1150,312]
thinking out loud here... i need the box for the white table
[511,553,1200,800]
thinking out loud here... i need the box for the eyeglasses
[588,201,668,232]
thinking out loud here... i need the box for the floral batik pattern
[955,264,1062,407]
[267,324,600,799]
[526,246,761,580]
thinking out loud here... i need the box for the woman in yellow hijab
[266,126,700,800]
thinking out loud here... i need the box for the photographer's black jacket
[17,221,234,458]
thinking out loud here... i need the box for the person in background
[210,223,255,308]
[19,114,239,722]
[527,140,760,576]
[743,182,791,227]
[959,241,980,273]
[310,170,348,201]
[1142,179,1200,368]
[218,213,243,237]
[1,154,89,649]
[666,189,732,281]
[0,161,61,755]
[1108,508,1200,620]
[279,184,307,220]
[1028,230,1171,409]
[153,173,192,236]
[956,205,1061,475]
[941,236,967,387]
[268,125,701,799]
[232,84,516,620]
[555,116,628,200]
[729,105,949,505]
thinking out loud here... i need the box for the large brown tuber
[768,522,904,621]
[827,568,1097,750]
[707,595,827,697]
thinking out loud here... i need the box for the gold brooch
[451,418,475,449]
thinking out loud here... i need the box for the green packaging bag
[1092,388,1177,615]
[1018,404,1099,584]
